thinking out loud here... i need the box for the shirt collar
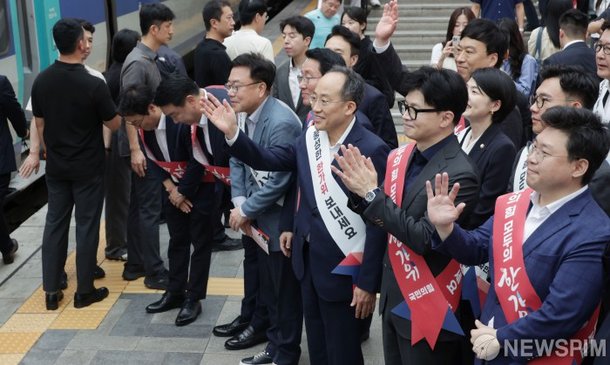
[248,96,270,124]
[418,134,454,161]
[562,40,585,50]
[290,58,301,71]
[157,113,167,130]
[529,185,588,216]
[136,42,157,60]
[331,117,357,149]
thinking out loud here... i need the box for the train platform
[0,206,385,365]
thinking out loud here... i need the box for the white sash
[305,126,366,255]
[512,146,529,192]
[249,167,285,206]
[192,126,211,166]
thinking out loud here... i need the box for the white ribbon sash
[512,146,529,192]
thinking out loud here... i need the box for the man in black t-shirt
[31,18,121,310]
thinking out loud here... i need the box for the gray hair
[328,65,365,107]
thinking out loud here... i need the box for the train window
[0,1,9,55]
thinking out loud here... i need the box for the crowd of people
[1,0,610,364]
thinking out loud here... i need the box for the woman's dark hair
[544,0,573,49]
[471,67,517,124]
[497,18,526,81]
[341,6,369,34]
[111,29,140,64]
[444,7,475,45]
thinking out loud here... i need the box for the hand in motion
[279,232,293,257]
[200,92,238,139]
[425,173,464,239]
[331,144,378,198]
[19,153,40,178]
[375,0,398,44]
[351,286,376,319]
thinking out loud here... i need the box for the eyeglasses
[527,143,567,162]
[309,95,344,108]
[297,75,320,85]
[397,100,440,119]
[529,94,575,109]
[225,81,262,94]
[595,43,610,56]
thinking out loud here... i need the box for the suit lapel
[467,124,501,164]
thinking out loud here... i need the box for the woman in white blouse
[430,7,475,71]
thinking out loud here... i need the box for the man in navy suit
[0,75,27,265]
[203,66,390,365]
[428,107,610,364]
[543,9,598,79]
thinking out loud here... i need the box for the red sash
[138,129,215,183]
[454,116,467,135]
[384,143,463,349]
[190,125,231,185]
[492,189,600,364]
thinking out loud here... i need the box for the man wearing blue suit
[221,53,303,365]
[0,75,27,265]
[427,107,610,364]
[203,66,390,365]
[543,9,598,80]
[118,82,229,326]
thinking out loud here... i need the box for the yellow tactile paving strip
[0,221,246,364]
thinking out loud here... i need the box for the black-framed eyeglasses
[397,100,440,119]
[529,94,575,109]
[595,43,610,56]
[297,75,320,85]
[225,81,262,94]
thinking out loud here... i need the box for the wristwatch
[364,187,381,203]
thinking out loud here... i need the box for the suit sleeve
[365,91,398,149]
[0,77,27,137]
[229,130,298,172]
[357,143,392,293]
[373,42,405,94]
[241,119,301,218]
[361,168,479,256]
[431,218,492,266]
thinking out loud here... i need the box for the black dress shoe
[2,239,18,264]
[60,272,68,290]
[175,298,202,326]
[94,265,105,279]
[45,291,64,310]
[212,238,243,252]
[240,350,273,365]
[225,325,268,350]
[122,267,146,281]
[146,292,185,313]
[74,287,109,308]
[213,315,250,337]
[144,273,168,290]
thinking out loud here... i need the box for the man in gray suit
[333,67,480,364]
[272,16,315,123]
[222,53,303,365]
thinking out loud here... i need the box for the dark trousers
[260,250,303,365]
[301,252,365,365]
[241,235,269,330]
[125,170,164,276]
[165,200,214,299]
[381,302,463,365]
[0,173,12,254]
[103,132,130,257]
[42,174,104,293]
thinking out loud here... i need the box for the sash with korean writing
[190,125,231,185]
[248,223,270,254]
[138,129,215,183]
[493,189,599,364]
[385,143,465,349]
[305,126,366,282]
[512,145,530,192]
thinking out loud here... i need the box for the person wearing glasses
[426,107,610,364]
[594,20,610,125]
[330,66,479,365]
[456,67,516,228]
[202,66,389,365]
[223,0,274,64]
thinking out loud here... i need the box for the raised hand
[200,92,238,139]
[374,0,398,45]
[425,173,464,239]
[331,144,378,198]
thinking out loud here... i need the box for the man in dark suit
[325,25,398,149]
[203,66,390,365]
[273,16,314,123]
[333,67,479,364]
[0,75,27,265]
[543,9,598,79]
[148,74,229,326]
[223,54,303,365]
[428,107,610,364]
